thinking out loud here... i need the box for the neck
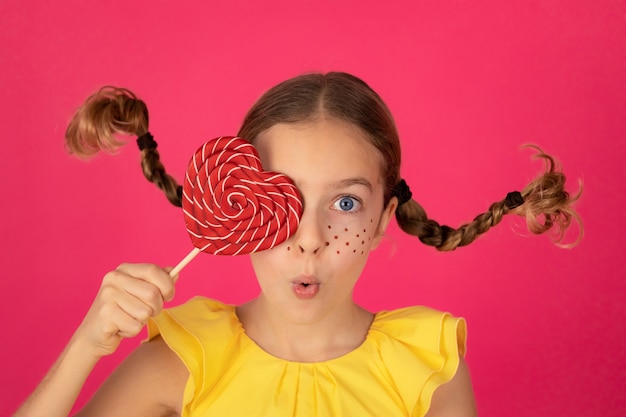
[237,295,373,363]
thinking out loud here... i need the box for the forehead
[253,118,384,187]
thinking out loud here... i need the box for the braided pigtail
[65,86,183,207]
[395,145,582,251]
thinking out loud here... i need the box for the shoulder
[424,357,478,417]
[372,305,467,356]
[76,336,188,417]
[145,297,244,407]
[367,305,470,416]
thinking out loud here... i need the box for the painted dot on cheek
[345,242,350,246]
[356,234,360,238]
[344,228,348,232]
[337,250,340,254]
[334,235,338,239]
[328,225,332,229]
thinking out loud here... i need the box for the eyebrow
[329,177,373,192]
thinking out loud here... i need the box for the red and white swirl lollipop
[169,136,303,277]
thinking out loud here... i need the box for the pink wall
[1,1,624,415]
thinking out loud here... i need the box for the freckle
[344,228,348,232]
[325,242,329,246]
[328,225,331,229]
[334,235,338,239]
[287,246,291,251]
[356,234,360,237]
[363,229,366,233]
[353,249,356,253]
[362,241,365,244]
[361,251,364,255]
[370,219,373,223]
[337,250,340,254]
[345,242,350,246]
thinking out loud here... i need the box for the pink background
[1,1,625,415]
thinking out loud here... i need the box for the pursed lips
[291,275,321,299]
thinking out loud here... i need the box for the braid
[395,145,582,251]
[139,145,183,207]
[65,86,182,207]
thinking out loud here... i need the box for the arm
[75,336,188,417]
[424,357,478,417]
[12,337,100,417]
[13,264,177,417]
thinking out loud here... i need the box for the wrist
[66,332,107,366]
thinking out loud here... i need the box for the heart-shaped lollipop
[182,136,303,255]
[169,136,303,278]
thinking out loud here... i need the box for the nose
[292,207,326,255]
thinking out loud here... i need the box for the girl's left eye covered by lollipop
[182,136,304,256]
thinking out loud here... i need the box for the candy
[182,136,303,256]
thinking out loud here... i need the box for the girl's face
[250,117,397,323]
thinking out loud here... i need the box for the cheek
[325,217,376,256]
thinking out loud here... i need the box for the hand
[71,263,175,358]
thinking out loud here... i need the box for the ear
[371,196,398,250]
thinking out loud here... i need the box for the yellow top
[148,297,466,417]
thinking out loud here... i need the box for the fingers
[102,264,175,325]
[77,263,178,356]
[97,292,146,339]
[115,263,176,302]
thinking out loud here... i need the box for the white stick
[169,247,201,282]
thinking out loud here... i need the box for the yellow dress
[148,297,466,417]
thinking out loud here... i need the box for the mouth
[291,276,321,299]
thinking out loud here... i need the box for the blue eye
[334,196,360,212]
[339,197,354,211]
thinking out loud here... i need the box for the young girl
[14,72,580,417]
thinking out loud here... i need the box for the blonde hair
[65,73,583,249]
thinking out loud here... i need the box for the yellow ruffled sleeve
[146,297,239,415]
[366,306,467,417]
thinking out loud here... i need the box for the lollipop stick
[169,247,201,281]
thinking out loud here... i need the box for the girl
[14,72,580,417]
